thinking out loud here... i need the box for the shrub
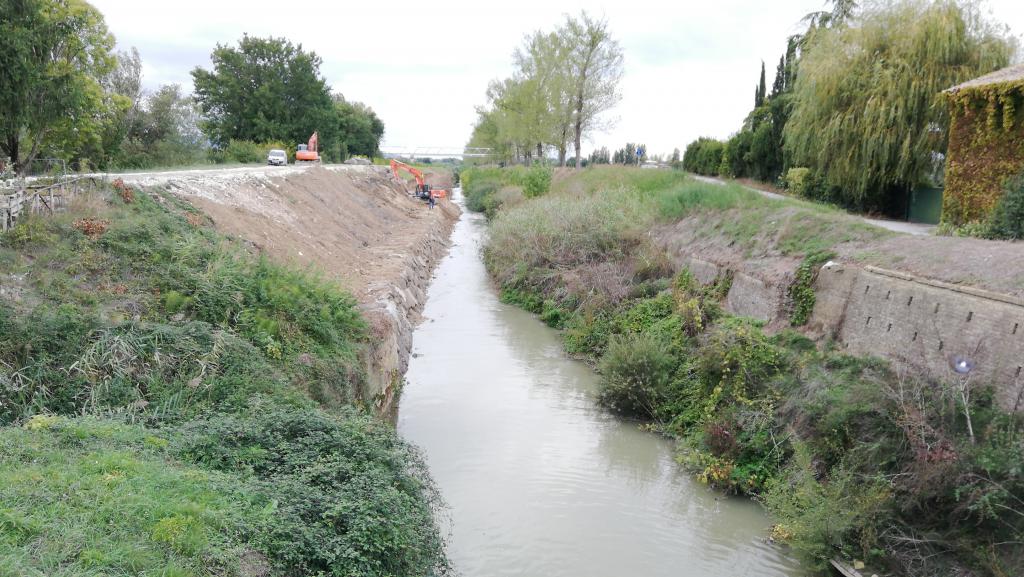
[174,405,449,577]
[695,317,785,409]
[682,137,726,176]
[218,140,293,164]
[784,167,812,197]
[764,444,891,569]
[985,171,1024,240]
[522,165,553,198]
[597,333,677,419]
[1,216,56,247]
[224,140,264,164]
[563,309,614,358]
[73,217,110,238]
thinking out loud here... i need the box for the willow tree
[784,0,1016,212]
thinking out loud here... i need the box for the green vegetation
[787,251,834,326]
[0,1,386,173]
[113,83,208,169]
[460,165,552,218]
[0,417,264,575]
[985,171,1024,239]
[682,0,1017,217]
[943,78,1024,225]
[191,36,384,163]
[467,11,623,167]
[786,0,1013,214]
[681,138,724,176]
[475,166,1023,576]
[0,182,448,575]
[938,170,1024,239]
[1,0,117,172]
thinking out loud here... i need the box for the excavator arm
[389,159,448,201]
[390,159,425,188]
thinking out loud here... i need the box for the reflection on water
[398,191,804,577]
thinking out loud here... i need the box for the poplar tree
[560,12,624,169]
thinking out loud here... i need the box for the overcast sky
[90,0,1023,158]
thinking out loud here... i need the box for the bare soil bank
[153,165,459,412]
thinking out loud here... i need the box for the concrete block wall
[670,252,1024,410]
[685,257,789,323]
[811,263,1024,411]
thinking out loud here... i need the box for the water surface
[398,191,804,577]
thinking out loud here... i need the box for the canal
[398,190,804,577]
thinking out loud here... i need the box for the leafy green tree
[467,11,622,168]
[803,0,858,30]
[785,0,1015,212]
[562,12,624,169]
[332,94,384,159]
[0,0,116,173]
[514,31,572,164]
[115,84,206,168]
[466,108,508,165]
[84,47,142,169]
[682,137,725,176]
[191,35,336,151]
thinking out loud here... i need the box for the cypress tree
[755,61,767,107]
[772,54,786,96]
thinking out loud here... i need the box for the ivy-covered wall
[942,81,1024,224]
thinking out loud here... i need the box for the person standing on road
[428,193,436,210]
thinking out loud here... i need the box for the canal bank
[398,190,803,577]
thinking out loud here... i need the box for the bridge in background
[380,146,493,159]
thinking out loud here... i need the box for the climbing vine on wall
[943,81,1024,225]
[787,251,835,327]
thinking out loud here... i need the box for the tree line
[682,0,1017,216]
[1,0,385,175]
[467,11,624,168]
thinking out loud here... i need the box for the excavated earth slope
[134,165,458,413]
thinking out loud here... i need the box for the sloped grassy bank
[463,166,1023,577]
[0,184,448,576]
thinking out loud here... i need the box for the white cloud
[91,0,1024,157]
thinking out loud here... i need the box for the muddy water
[398,191,804,577]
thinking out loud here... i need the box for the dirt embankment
[147,165,458,413]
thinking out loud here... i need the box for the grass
[0,182,449,575]
[483,167,890,306]
[0,417,264,576]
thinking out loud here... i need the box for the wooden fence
[1,176,105,232]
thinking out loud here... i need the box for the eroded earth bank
[139,165,460,411]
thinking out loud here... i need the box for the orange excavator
[390,159,447,201]
[296,132,320,163]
